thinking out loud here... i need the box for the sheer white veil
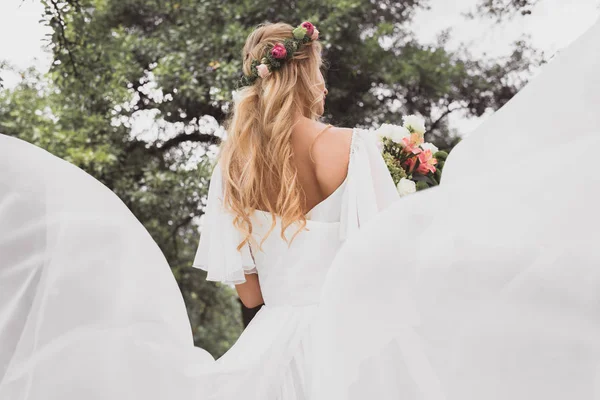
[1,16,599,400]
[312,17,600,400]
[0,135,213,398]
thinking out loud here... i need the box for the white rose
[397,178,416,197]
[375,123,411,145]
[390,125,411,145]
[375,123,396,140]
[402,115,426,135]
[420,142,439,154]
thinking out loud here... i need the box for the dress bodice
[193,126,400,306]
[249,181,347,306]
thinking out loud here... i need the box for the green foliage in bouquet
[415,181,430,191]
[383,152,408,183]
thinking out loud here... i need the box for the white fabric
[192,161,256,285]
[0,135,214,399]
[340,126,400,240]
[192,127,398,286]
[0,16,598,399]
[311,16,600,400]
[0,126,398,399]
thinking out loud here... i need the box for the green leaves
[283,38,298,59]
[383,152,408,184]
[293,26,308,39]
[434,151,448,161]
[470,0,540,22]
[416,180,430,191]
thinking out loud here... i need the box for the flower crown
[236,21,320,89]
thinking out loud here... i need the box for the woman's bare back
[289,119,353,214]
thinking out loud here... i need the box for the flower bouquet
[375,115,448,196]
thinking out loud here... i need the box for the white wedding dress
[1,16,599,400]
[188,124,399,398]
[0,123,398,399]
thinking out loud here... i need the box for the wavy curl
[218,22,325,252]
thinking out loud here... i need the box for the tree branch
[472,0,540,22]
[430,104,469,132]
[49,0,80,77]
[150,131,221,153]
[171,214,194,258]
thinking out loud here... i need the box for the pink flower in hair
[256,63,270,78]
[301,21,315,36]
[311,28,319,41]
[271,43,287,59]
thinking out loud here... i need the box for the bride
[190,20,399,398]
[1,18,599,400]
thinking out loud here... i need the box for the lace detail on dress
[245,240,258,274]
[349,127,359,158]
[345,127,360,180]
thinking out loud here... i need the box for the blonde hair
[218,22,325,252]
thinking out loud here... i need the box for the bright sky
[413,0,600,56]
[0,1,52,82]
[411,0,600,133]
[1,0,599,135]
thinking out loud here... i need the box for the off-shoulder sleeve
[192,161,256,285]
[340,127,400,240]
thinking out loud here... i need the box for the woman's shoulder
[311,124,379,170]
[310,125,355,187]
[310,125,355,162]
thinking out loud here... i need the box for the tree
[1,0,543,356]
[470,0,540,21]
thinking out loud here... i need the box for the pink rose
[416,150,437,175]
[416,163,431,175]
[271,43,287,59]
[301,21,314,36]
[256,63,270,78]
[311,28,319,41]
[401,136,422,155]
[410,132,424,146]
[403,156,418,174]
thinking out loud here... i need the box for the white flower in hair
[256,64,270,78]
